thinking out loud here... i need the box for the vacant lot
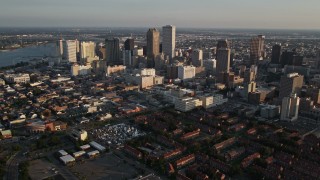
[70,153,140,180]
[28,159,59,180]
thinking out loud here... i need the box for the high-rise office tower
[146,28,160,59]
[250,35,265,65]
[123,50,132,67]
[192,49,203,67]
[279,73,304,100]
[162,25,176,60]
[63,40,77,63]
[80,41,96,62]
[281,50,294,67]
[280,94,300,121]
[271,44,281,64]
[216,48,231,75]
[105,38,121,65]
[124,38,134,51]
[216,39,230,50]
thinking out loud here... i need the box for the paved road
[4,151,25,180]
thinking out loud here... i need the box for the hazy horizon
[1,0,320,30]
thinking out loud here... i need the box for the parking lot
[90,123,146,146]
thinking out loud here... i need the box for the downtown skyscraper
[250,35,265,65]
[162,25,176,60]
[146,28,160,60]
[105,38,121,65]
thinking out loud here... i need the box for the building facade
[250,35,265,65]
[146,28,160,59]
[105,38,121,65]
[280,94,300,121]
[162,25,176,59]
[63,40,77,63]
[279,73,304,100]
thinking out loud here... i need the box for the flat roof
[60,155,75,164]
[58,150,68,156]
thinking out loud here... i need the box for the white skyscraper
[280,94,300,121]
[57,40,64,57]
[63,40,77,63]
[80,41,96,62]
[162,25,176,59]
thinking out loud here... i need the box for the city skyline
[1,0,320,30]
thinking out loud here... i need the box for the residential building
[80,41,96,62]
[63,40,77,63]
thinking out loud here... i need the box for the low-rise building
[175,97,202,112]
[5,73,30,84]
[175,154,195,169]
[59,155,75,165]
[260,104,280,119]
[89,141,106,152]
[0,78,5,86]
[70,129,88,141]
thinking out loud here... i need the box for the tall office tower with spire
[250,35,265,65]
[162,25,176,60]
[63,40,77,63]
[105,38,121,65]
[271,44,281,64]
[216,48,231,75]
[80,41,96,62]
[146,28,160,59]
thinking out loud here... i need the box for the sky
[0,0,319,29]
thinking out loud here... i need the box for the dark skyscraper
[124,38,134,51]
[217,39,230,50]
[146,28,160,59]
[281,50,298,67]
[271,44,281,64]
[105,38,121,65]
[250,35,265,65]
[216,48,231,75]
[216,39,230,59]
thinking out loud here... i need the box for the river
[0,43,57,67]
